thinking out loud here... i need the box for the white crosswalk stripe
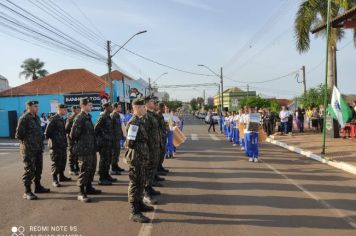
[209,134,220,141]
[191,134,199,141]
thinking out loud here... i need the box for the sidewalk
[266,132,356,175]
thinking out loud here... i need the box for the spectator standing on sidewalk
[40,113,48,136]
[279,106,290,135]
[296,106,306,133]
[311,107,320,132]
[319,104,325,132]
[306,108,313,129]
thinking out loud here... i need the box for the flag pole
[321,0,332,155]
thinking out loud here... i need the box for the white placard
[127,125,139,140]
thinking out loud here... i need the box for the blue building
[0,68,147,138]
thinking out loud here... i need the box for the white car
[205,113,219,124]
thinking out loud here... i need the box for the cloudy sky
[0,0,355,101]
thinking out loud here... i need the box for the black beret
[72,105,80,109]
[113,102,120,108]
[80,98,89,106]
[159,102,165,108]
[133,98,145,105]
[26,100,38,106]
[58,104,67,109]
[102,102,111,108]
[144,95,153,102]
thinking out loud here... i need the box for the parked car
[205,113,219,124]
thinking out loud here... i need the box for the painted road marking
[209,134,220,141]
[191,134,199,141]
[0,153,9,155]
[138,206,157,236]
[264,161,356,229]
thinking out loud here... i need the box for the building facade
[213,87,256,111]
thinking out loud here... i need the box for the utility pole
[301,65,306,96]
[247,84,250,98]
[148,77,152,95]
[122,75,126,114]
[203,89,206,106]
[220,67,224,111]
[106,40,113,101]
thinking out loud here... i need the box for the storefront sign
[64,93,102,111]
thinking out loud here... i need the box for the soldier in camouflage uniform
[95,102,116,185]
[126,98,153,223]
[70,98,101,203]
[143,96,161,205]
[45,104,71,188]
[110,102,124,175]
[157,102,170,174]
[16,101,50,200]
[65,105,81,175]
[152,99,165,184]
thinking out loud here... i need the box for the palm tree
[19,58,49,81]
[294,0,356,88]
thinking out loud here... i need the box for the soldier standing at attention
[66,105,81,175]
[45,104,71,188]
[16,101,50,200]
[143,96,161,205]
[95,102,117,185]
[70,98,101,203]
[157,102,170,174]
[152,99,165,185]
[110,102,125,175]
[126,98,153,223]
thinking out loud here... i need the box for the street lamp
[148,72,168,96]
[198,65,223,113]
[107,30,147,104]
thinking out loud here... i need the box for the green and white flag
[328,86,352,128]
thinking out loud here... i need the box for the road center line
[191,134,199,141]
[138,206,157,236]
[263,161,356,229]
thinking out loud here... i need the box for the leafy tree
[298,84,332,109]
[240,96,271,109]
[19,58,49,81]
[190,98,198,111]
[294,0,356,88]
[166,100,183,111]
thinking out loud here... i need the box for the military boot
[86,183,102,195]
[34,182,50,193]
[77,186,91,203]
[52,175,60,187]
[129,204,150,223]
[147,187,161,196]
[98,177,112,186]
[59,172,72,182]
[106,174,118,183]
[23,185,37,200]
[155,175,165,182]
[139,202,154,212]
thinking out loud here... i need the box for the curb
[266,137,356,176]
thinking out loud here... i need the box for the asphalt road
[1,114,356,236]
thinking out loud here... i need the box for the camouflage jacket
[45,114,67,149]
[157,111,169,141]
[70,111,96,156]
[110,111,123,139]
[144,110,161,149]
[125,115,149,165]
[65,113,77,146]
[94,111,114,149]
[15,112,44,152]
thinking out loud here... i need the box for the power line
[1,0,106,60]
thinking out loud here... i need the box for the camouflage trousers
[99,147,112,178]
[128,160,145,204]
[159,139,166,165]
[77,154,97,187]
[111,140,121,170]
[145,145,160,191]
[68,145,79,171]
[50,148,67,176]
[21,150,43,187]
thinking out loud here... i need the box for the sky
[0,0,355,102]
